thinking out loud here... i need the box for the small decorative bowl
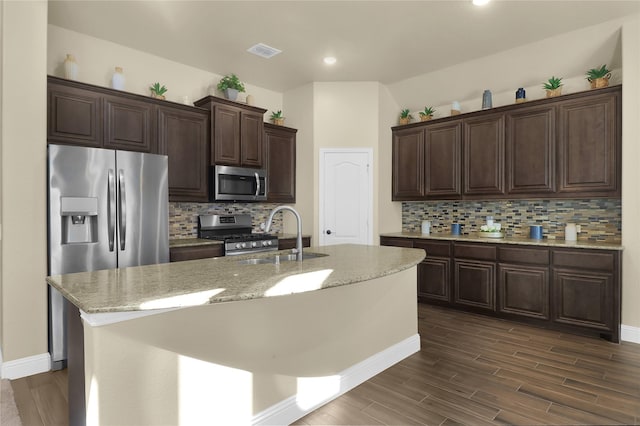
[479,231,504,238]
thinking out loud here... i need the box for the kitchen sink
[237,252,328,265]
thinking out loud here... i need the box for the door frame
[318,148,374,246]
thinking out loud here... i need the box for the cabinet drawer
[380,237,414,248]
[414,240,451,257]
[454,243,497,261]
[170,245,223,262]
[552,250,616,272]
[499,246,549,265]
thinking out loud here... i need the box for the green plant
[586,64,610,80]
[542,76,563,90]
[399,109,413,119]
[419,106,436,117]
[270,110,283,120]
[149,82,168,96]
[217,73,245,92]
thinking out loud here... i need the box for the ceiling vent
[247,43,282,59]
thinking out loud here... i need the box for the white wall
[621,16,640,333]
[0,0,48,371]
[48,25,283,114]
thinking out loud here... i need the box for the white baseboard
[252,333,420,426]
[1,353,50,379]
[621,324,640,344]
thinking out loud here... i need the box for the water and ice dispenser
[60,197,98,244]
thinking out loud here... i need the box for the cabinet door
[418,257,451,302]
[278,237,311,250]
[213,104,241,165]
[425,121,461,198]
[557,89,620,196]
[463,114,505,196]
[392,127,424,200]
[48,82,102,147]
[498,264,549,319]
[240,112,264,167]
[158,107,209,202]
[454,260,495,311]
[506,106,555,195]
[104,96,156,153]
[552,269,613,332]
[265,124,296,203]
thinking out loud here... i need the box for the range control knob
[235,243,242,249]
[241,242,247,248]
[251,241,258,248]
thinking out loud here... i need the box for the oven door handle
[254,172,261,197]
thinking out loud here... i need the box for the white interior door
[319,149,373,246]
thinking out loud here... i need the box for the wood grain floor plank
[547,402,626,425]
[419,396,499,426]
[305,396,384,425]
[361,401,427,426]
[10,378,44,426]
[30,382,68,426]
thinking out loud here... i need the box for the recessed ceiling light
[323,57,337,65]
[247,43,282,59]
[472,0,490,5]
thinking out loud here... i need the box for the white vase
[112,67,125,90]
[63,54,78,80]
[224,88,238,101]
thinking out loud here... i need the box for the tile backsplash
[170,202,285,239]
[403,199,621,242]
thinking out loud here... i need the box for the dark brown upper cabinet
[103,95,156,153]
[194,96,267,168]
[392,127,425,200]
[557,90,621,197]
[48,78,103,148]
[505,105,555,195]
[264,123,297,203]
[157,105,209,202]
[463,113,505,197]
[391,85,621,201]
[425,120,462,199]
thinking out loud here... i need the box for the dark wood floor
[12,304,640,425]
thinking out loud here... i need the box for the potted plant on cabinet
[270,110,285,125]
[419,106,436,122]
[586,64,611,89]
[149,82,168,100]
[542,76,563,98]
[217,73,245,101]
[399,109,413,125]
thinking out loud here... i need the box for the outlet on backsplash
[402,199,621,242]
[169,202,286,239]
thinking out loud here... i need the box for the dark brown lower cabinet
[454,260,495,311]
[169,244,223,262]
[498,264,549,319]
[278,236,311,250]
[380,236,621,342]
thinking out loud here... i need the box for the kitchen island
[47,244,425,425]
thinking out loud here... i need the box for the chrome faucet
[264,205,303,261]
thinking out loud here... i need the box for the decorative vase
[420,115,433,122]
[546,87,562,98]
[399,117,411,125]
[515,87,526,103]
[589,74,611,89]
[63,54,78,80]
[451,101,461,116]
[151,93,165,100]
[246,94,255,106]
[112,67,125,90]
[482,90,492,109]
[224,88,239,101]
[272,118,285,126]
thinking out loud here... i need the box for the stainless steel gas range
[197,214,278,256]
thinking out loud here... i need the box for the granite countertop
[169,234,311,249]
[46,244,425,314]
[380,232,624,251]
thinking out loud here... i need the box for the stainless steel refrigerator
[47,144,169,370]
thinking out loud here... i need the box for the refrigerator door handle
[255,172,260,197]
[118,169,127,251]
[108,169,116,252]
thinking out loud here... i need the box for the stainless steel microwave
[211,165,267,202]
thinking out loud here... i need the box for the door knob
[326,229,332,235]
